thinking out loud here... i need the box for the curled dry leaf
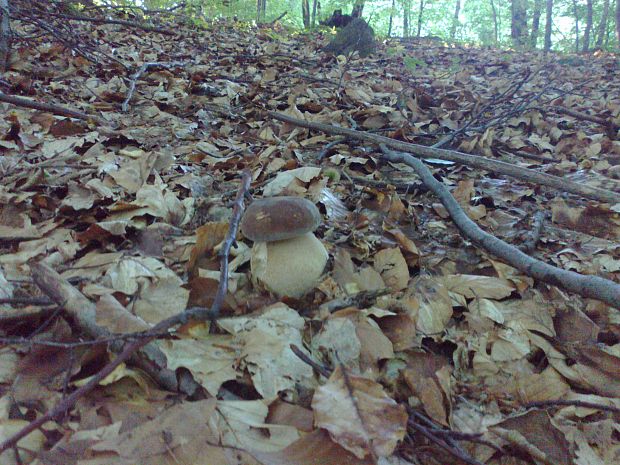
[312,366,407,459]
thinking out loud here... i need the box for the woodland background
[130,0,620,52]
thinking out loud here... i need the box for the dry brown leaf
[312,366,407,458]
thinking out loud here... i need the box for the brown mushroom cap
[241,196,321,242]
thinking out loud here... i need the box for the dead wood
[269,111,620,204]
[379,145,620,310]
[0,91,110,126]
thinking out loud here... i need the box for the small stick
[0,91,109,126]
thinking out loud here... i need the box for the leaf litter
[0,6,619,465]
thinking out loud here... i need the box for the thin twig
[290,344,332,378]
[523,399,620,413]
[0,91,109,126]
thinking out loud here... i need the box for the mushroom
[240,196,328,298]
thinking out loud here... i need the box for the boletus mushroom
[240,196,328,298]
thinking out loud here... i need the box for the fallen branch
[122,61,184,112]
[378,145,620,309]
[523,399,620,413]
[0,91,109,126]
[269,111,620,204]
[0,170,252,454]
[28,10,175,35]
[552,105,620,137]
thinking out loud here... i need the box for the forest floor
[1,5,620,465]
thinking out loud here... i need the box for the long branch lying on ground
[268,112,620,309]
[269,111,620,204]
[378,145,620,309]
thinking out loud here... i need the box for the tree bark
[616,0,620,45]
[0,0,10,72]
[311,0,318,27]
[256,0,266,22]
[403,0,411,37]
[416,0,425,37]
[530,0,542,48]
[301,0,309,28]
[595,0,610,47]
[544,0,553,52]
[572,0,580,51]
[582,0,593,51]
[450,0,461,40]
[489,0,498,43]
[388,0,395,37]
[511,0,528,48]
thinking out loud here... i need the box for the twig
[408,418,485,465]
[523,399,620,413]
[290,344,332,378]
[378,144,620,309]
[0,170,253,454]
[122,61,184,112]
[0,91,109,126]
[269,111,619,204]
[39,11,175,35]
[521,211,546,252]
[0,297,53,306]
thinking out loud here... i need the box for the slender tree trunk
[302,0,309,28]
[582,0,593,51]
[450,0,461,40]
[572,0,580,51]
[416,0,425,37]
[511,0,528,49]
[388,0,395,37]
[490,0,499,43]
[403,0,411,37]
[256,0,266,22]
[596,0,610,47]
[0,0,9,72]
[311,0,318,27]
[544,0,553,51]
[616,0,620,45]
[530,0,542,48]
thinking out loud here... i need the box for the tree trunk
[511,0,528,49]
[311,0,319,27]
[530,0,542,48]
[582,0,593,51]
[616,0,620,45]
[595,0,610,47]
[256,0,266,23]
[544,0,553,51]
[302,0,309,28]
[489,0,498,43]
[403,0,411,37]
[388,0,395,37]
[416,0,425,38]
[450,0,461,40]
[0,0,9,72]
[572,0,580,52]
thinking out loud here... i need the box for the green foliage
[108,0,618,52]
